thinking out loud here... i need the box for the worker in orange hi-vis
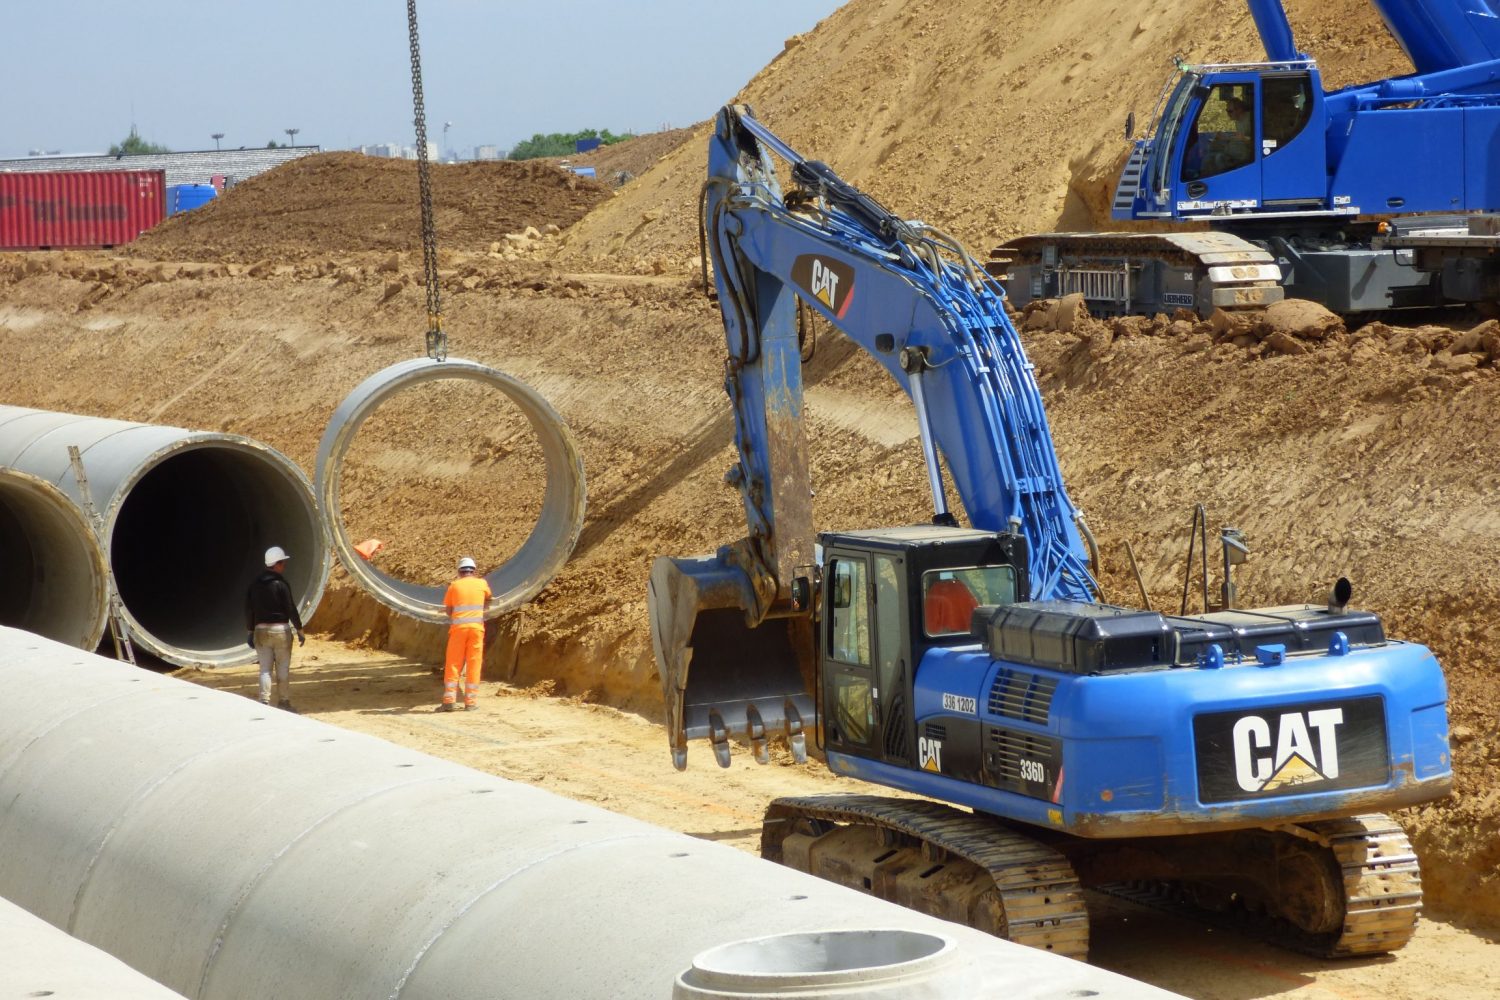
[440,556,492,712]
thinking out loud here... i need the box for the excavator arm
[650,105,1095,768]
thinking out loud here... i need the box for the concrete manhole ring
[315,357,586,624]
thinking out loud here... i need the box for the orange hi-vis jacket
[444,575,491,630]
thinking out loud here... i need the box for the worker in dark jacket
[245,545,305,712]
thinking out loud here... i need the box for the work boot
[464,703,478,712]
[438,703,457,713]
[278,699,297,714]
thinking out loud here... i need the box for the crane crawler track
[762,794,1089,960]
[1095,814,1422,958]
[988,231,1283,316]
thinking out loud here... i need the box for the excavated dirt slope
[558,0,1413,266]
[3,0,1500,974]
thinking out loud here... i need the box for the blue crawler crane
[997,0,1500,316]
[649,105,1452,961]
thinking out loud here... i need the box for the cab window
[1262,75,1313,154]
[829,558,871,665]
[923,565,1017,638]
[1181,83,1256,181]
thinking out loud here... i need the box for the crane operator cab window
[828,558,874,745]
[1182,84,1256,181]
[1261,74,1314,154]
[923,565,1018,638]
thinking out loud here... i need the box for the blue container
[574,137,603,153]
[566,166,597,179]
[165,184,217,216]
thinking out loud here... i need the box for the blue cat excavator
[648,105,1453,960]
[996,0,1500,316]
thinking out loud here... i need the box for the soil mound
[131,152,610,261]
[558,0,1411,266]
[561,128,697,185]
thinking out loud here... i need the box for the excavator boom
[651,105,1094,769]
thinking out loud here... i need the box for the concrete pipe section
[0,468,109,649]
[675,929,971,999]
[0,405,327,667]
[0,895,190,1000]
[316,357,586,623]
[0,626,1181,1000]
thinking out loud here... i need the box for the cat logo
[791,254,856,319]
[918,736,944,773]
[1232,708,1344,793]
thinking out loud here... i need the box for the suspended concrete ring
[315,357,586,624]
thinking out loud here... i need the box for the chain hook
[408,0,446,363]
[425,316,448,362]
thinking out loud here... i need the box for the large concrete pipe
[0,467,109,649]
[0,627,1180,1000]
[0,895,189,1000]
[0,405,327,666]
[317,358,586,623]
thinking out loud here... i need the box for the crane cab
[1117,62,1330,222]
[818,525,1028,771]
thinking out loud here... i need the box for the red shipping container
[0,170,165,250]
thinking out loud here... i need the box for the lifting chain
[406,0,447,361]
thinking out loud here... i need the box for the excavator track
[761,794,1090,960]
[1092,814,1422,958]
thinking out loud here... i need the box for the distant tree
[508,128,634,161]
[266,140,285,149]
[107,127,170,156]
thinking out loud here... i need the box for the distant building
[473,144,500,161]
[0,146,319,187]
[356,142,436,160]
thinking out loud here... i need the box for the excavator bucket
[649,553,816,770]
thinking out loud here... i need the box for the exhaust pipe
[0,626,1178,1000]
[0,405,327,666]
[0,468,108,650]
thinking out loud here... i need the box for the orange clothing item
[924,579,979,635]
[443,574,490,707]
[444,627,484,706]
[444,575,492,629]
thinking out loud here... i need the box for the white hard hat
[264,545,290,567]
[457,556,477,572]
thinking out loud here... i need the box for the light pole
[443,121,453,161]
[285,127,299,148]
[211,133,224,151]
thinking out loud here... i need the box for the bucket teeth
[709,710,732,769]
[785,700,807,764]
[747,704,770,765]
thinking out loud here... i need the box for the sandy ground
[178,639,1500,1000]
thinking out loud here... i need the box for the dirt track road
[181,640,1500,1000]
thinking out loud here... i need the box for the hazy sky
[0,1,846,159]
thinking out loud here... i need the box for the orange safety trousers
[444,625,484,706]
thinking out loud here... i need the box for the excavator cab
[819,527,1028,770]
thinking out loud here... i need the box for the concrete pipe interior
[0,470,108,649]
[316,357,585,624]
[110,444,325,659]
[676,929,963,999]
